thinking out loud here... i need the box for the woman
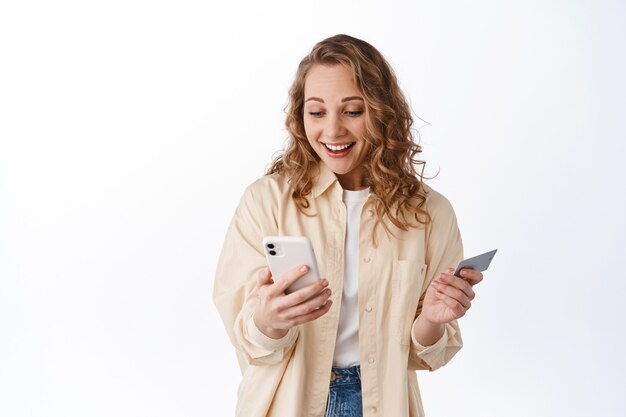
[213,34,483,417]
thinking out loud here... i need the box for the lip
[321,141,355,158]
[321,141,354,146]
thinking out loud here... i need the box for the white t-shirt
[332,187,369,367]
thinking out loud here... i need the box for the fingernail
[461,270,467,277]
[300,265,308,273]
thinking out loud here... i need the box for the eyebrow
[304,96,364,103]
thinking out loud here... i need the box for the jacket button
[363,257,371,263]
[368,357,375,364]
[365,306,373,312]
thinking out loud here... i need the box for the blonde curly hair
[267,34,431,241]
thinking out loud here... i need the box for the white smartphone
[454,249,498,278]
[262,236,321,294]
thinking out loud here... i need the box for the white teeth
[324,143,352,151]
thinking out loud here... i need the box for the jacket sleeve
[212,184,298,368]
[408,191,464,371]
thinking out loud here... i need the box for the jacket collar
[310,161,339,198]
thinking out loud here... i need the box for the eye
[345,110,364,117]
[308,111,324,118]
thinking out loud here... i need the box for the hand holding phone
[254,236,331,339]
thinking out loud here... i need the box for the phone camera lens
[269,250,276,256]
[267,243,275,249]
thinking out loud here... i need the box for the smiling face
[303,64,371,190]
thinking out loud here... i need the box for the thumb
[257,266,273,287]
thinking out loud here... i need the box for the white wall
[1,1,624,416]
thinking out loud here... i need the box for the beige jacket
[213,162,464,417]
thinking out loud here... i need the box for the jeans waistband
[330,365,361,380]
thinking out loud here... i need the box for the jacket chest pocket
[391,260,427,347]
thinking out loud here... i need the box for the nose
[323,114,345,139]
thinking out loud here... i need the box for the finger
[282,287,332,318]
[459,269,483,285]
[287,299,333,326]
[432,280,471,309]
[280,278,329,309]
[267,264,312,297]
[435,290,468,318]
[438,273,475,300]
[257,267,273,287]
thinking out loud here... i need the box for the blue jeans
[325,365,363,417]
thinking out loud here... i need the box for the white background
[1,1,625,416]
